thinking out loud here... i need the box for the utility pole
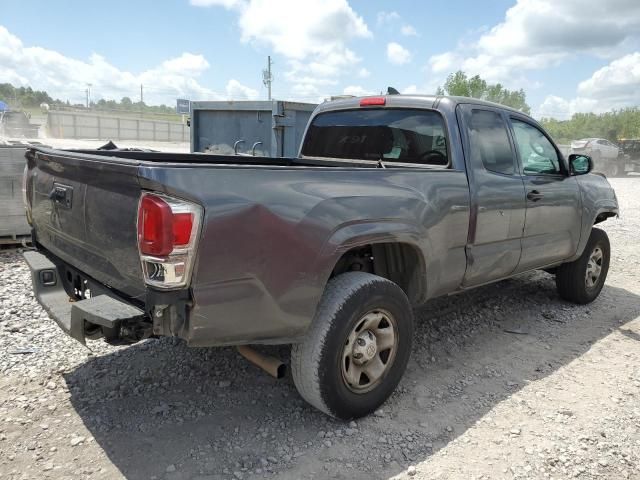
[140,84,144,115]
[262,56,273,101]
[86,83,92,109]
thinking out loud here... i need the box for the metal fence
[46,111,189,142]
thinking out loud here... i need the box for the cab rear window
[301,109,449,166]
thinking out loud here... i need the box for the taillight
[172,212,194,246]
[137,192,202,289]
[360,96,386,107]
[138,195,174,255]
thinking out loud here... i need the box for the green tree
[0,82,58,108]
[120,96,133,109]
[540,107,640,143]
[437,71,531,114]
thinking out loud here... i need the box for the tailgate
[26,148,146,300]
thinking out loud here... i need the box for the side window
[468,109,515,175]
[511,119,561,175]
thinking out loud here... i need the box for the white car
[571,138,621,176]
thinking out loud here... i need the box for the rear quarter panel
[137,165,470,346]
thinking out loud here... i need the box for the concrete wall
[47,111,189,142]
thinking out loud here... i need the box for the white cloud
[357,67,371,78]
[400,25,418,36]
[535,52,640,119]
[342,85,374,96]
[428,52,458,74]
[535,95,598,119]
[577,52,640,100]
[291,83,321,98]
[377,11,400,26]
[235,0,370,60]
[161,53,210,75]
[427,0,640,85]
[387,42,412,65]
[402,85,419,94]
[192,0,371,99]
[0,25,261,105]
[225,79,259,99]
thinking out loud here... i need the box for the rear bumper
[23,250,144,345]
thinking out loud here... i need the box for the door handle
[527,190,544,201]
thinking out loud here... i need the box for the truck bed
[25,145,470,346]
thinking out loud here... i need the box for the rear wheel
[291,272,413,419]
[556,228,610,304]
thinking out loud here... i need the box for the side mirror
[568,154,592,175]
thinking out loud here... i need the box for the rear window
[301,108,449,166]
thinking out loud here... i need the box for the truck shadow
[63,271,640,480]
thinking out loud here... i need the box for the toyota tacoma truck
[22,95,618,419]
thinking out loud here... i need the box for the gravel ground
[1,177,639,480]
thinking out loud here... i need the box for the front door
[508,116,582,272]
[459,105,527,286]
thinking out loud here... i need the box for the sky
[1,0,639,119]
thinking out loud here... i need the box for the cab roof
[316,94,529,117]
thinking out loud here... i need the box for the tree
[0,82,58,109]
[540,107,640,143]
[120,96,133,108]
[437,71,531,114]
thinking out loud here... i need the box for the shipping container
[190,100,317,157]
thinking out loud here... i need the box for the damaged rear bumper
[23,250,145,345]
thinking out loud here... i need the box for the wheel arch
[327,241,427,306]
[568,203,618,262]
[593,207,617,225]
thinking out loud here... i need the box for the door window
[511,119,561,175]
[468,110,515,175]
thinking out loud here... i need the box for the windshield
[301,108,448,166]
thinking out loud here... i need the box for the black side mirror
[568,154,592,175]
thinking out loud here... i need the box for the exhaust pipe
[237,345,286,379]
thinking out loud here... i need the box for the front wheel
[291,272,413,419]
[556,228,610,304]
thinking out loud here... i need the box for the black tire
[556,228,610,304]
[291,272,413,419]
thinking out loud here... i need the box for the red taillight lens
[360,96,386,107]
[173,212,194,246]
[137,192,202,289]
[138,195,174,256]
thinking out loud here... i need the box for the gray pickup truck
[22,95,618,419]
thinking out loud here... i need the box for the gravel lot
[1,177,639,480]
